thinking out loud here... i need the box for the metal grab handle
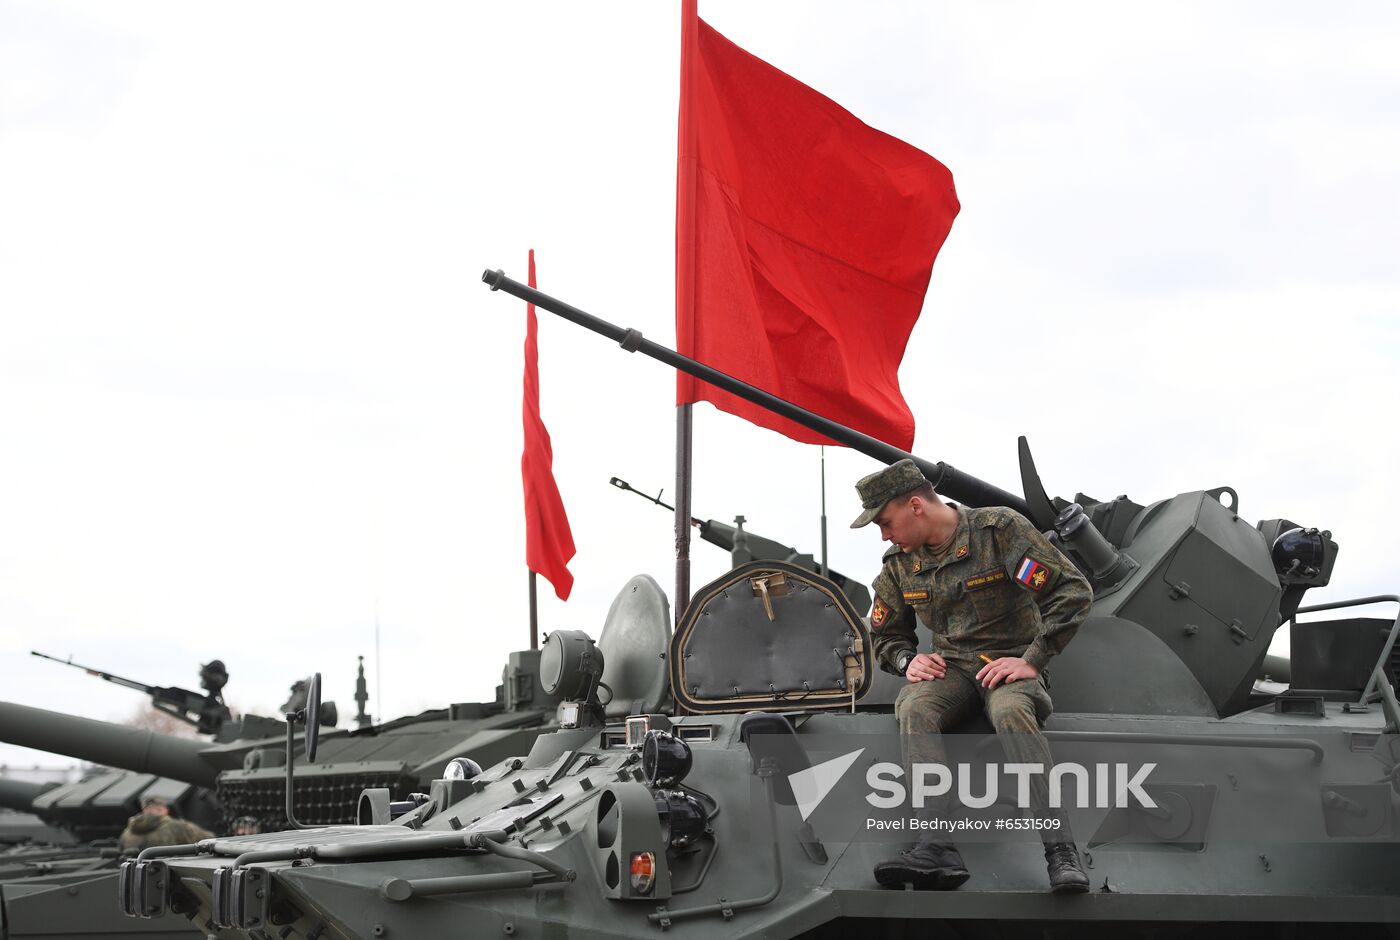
[135,839,215,862]
[380,870,548,900]
[378,834,576,901]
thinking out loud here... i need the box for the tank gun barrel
[0,701,220,788]
[0,777,58,813]
[485,270,1028,515]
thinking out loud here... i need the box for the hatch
[669,561,872,714]
[598,574,672,718]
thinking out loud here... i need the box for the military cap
[850,459,930,528]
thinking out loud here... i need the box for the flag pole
[673,0,699,626]
[528,570,539,650]
[675,405,693,623]
[820,446,829,577]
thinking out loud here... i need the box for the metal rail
[1293,594,1400,731]
[973,730,1326,764]
[649,761,784,926]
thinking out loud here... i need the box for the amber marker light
[629,852,656,894]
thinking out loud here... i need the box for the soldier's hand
[905,652,947,683]
[976,656,1038,689]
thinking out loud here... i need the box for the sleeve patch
[1014,554,1058,591]
[871,595,891,628]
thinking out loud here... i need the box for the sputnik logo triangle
[788,748,865,822]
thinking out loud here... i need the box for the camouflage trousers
[894,662,1064,838]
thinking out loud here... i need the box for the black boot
[1043,841,1089,893]
[873,839,970,890]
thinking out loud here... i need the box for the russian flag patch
[1015,555,1051,591]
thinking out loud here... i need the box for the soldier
[118,795,214,853]
[852,459,1091,893]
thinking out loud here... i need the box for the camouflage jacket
[118,813,214,852]
[870,505,1091,675]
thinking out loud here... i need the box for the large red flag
[522,250,576,601]
[675,2,959,450]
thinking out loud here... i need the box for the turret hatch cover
[597,574,672,718]
[670,561,872,714]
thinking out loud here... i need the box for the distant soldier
[118,796,213,853]
[281,679,309,716]
[232,816,263,836]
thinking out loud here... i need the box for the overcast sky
[2,1,1397,771]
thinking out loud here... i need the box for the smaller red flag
[522,250,576,600]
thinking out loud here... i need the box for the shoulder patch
[1014,554,1060,592]
[871,595,891,628]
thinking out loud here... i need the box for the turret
[485,270,1354,719]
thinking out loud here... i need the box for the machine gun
[30,651,233,737]
[610,476,872,613]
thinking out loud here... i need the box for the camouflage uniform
[118,813,214,853]
[870,503,1092,823]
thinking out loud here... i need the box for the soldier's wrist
[895,650,915,676]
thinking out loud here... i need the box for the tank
[106,276,1399,938]
[0,653,566,940]
[0,660,247,939]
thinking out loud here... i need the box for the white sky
[2,1,1397,770]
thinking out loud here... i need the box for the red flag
[522,250,576,600]
[675,2,959,450]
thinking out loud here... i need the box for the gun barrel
[485,271,1028,515]
[0,777,58,813]
[0,701,219,788]
[30,650,153,694]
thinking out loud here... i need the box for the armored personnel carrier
[104,277,1398,938]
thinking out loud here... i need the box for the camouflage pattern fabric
[869,503,1092,832]
[118,813,214,852]
[870,505,1091,676]
[897,664,1054,819]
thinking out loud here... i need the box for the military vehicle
[2,655,238,864]
[0,779,68,848]
[0,660,250,939]
[0,653,547,938]
[98,274,1398,938]
[2,487,846,940]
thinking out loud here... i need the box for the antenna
[374,598,381,727]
